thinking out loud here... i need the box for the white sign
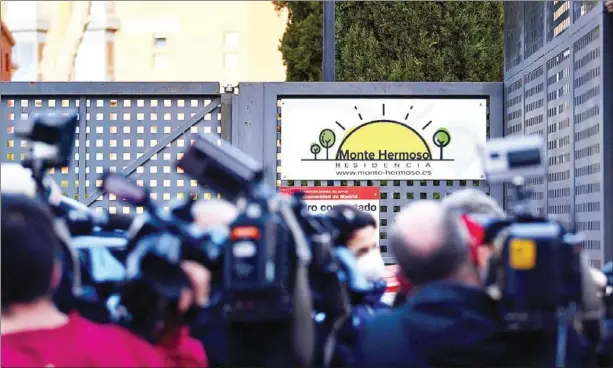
[279,98,487,181]
[279,186,380,246]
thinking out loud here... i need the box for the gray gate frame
[0,81,505,262]
[233,82,504,262]
[233,82,504,190]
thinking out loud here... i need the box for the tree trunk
[40,1,92,81]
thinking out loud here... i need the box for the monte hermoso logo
[279,98,486,181]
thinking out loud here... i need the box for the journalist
[188,197,238,368]
[317,205,389,367]
[441,188,506,272]
[443,188,605,356]
[327,205,388,310]
[1,194,209,367]
[354,200,588,368]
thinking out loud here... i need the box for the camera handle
[509,177,539,221]
[21,156,48,198]
[555,302,577,368]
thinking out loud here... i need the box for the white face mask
[357,250,386,283]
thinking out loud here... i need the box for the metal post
[221,85,234,143]
[322,0,336,82]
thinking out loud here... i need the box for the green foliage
[273,1,504,82]
[274,1,324,81]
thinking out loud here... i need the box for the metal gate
[0,82,225,215]
[233,82,504,263]
[1,81,504,263]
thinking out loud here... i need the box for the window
[74,32,106,81]
[153,36,168,49]
[11,41,36,81]
[224,53,239,70]
[224,32,239,49]
[152,35,169,70]
[153,54,169,69]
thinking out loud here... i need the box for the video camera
[480,135,600,367]
[102,133,375,368]
[10,111,134,322]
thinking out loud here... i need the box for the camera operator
[188,198,238,368]
[443,188,606,363]
[442,188,505,271]
[327,205,389,313]
[1,194,209,368]
[316,205,389,367]
[354,200,588,368]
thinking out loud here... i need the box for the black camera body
[222,199,295,322]
[491,219,582,332]
[102,133,368,367]
[481,136,590,367]
[15,110,78,187]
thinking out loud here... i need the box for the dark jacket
[354,281,589,368]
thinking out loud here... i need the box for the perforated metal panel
[546,48,573,228]
[1,83,222,215]
[572,25,603,267]
[547,1,571,42]
[524,2,544,60]
[573,1,599,22]
[504,2,523,72]
[504,3,610,267]
[523,66,546,216]
[4,98,82,201]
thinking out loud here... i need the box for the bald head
[390,200,471,286]
[191,199,238,230]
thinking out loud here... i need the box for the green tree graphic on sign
[319,129,336,160]
[433,128,451,160]
[310,143,321,159]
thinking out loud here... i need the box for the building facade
[1,0,288,84]
[503,1,612,267]
[1,21,15,81]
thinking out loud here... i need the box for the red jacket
[1,312,208,368]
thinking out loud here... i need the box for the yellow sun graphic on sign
[303,103,453,162]
[337,120,432,160]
